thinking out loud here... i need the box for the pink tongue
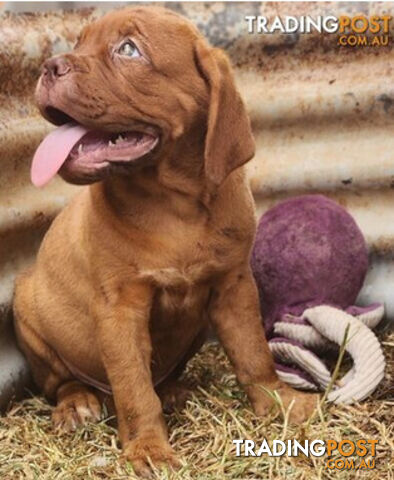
[31,122,90,187]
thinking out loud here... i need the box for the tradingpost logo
[245,15,392,47]
[233,438,378,470]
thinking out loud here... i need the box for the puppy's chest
[141,230,236,289]
[146,227,243,318]
[143,250,216,319]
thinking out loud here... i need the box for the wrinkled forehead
[77,7,200,53]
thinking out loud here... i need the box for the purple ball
[251,195,368,337]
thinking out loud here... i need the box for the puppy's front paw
[252,383,319,424]
[280,387,319,423]
[123,435,181,478]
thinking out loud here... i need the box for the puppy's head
[32,7,254,187]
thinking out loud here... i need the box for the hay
[0,330,392,480]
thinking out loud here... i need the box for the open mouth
[31,107,159,187]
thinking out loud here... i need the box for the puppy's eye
[117,40,141,58]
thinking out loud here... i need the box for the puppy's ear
[194,41,255,186]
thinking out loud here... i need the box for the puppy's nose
[42,56,71,83]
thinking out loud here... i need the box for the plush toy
[251,195,385,404]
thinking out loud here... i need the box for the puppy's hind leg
[52,381,102,432]
[156,378,191,414]
[156,328,208,414]
[14,317,102,431]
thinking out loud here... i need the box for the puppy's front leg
[209,266,318,423]
[95,282,179,477]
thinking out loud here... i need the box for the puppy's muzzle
[42,56,71,88]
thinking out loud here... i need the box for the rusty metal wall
[0,1,393,405]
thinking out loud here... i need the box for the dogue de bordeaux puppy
[13,6,317,476]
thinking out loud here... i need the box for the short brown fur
[14,7,317,477]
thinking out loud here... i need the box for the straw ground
[0,330,392,480]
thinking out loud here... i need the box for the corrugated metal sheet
[0,1,393,403]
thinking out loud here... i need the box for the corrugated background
[0,1,393,406]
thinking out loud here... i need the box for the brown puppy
[13,7,317,476]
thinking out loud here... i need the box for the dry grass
[0,331,393,480]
